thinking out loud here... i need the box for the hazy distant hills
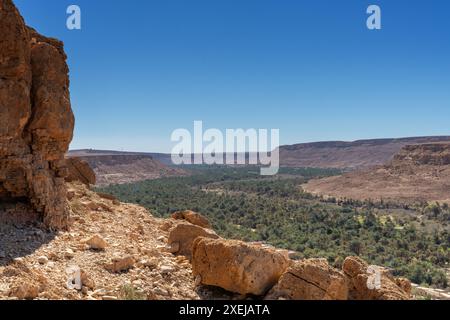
[67,150,186,186]
[70,135,450,171]
[303,142,450,204]
[279,136,450,169]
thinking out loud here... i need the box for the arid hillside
[279,136,450,169]
[303,143,450,204]
[68,151,187,186]
[0,182,417,300]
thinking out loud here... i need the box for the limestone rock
[105,256,135,273]
[395,277,412,298]
[265,258,348,300]
[84,234,108,251]
[342,256,410,300]
[37,256,48,265]
[168,222,219,260]
[0,0,74,230]
[171,210,211,229]
[80,270,95,290]
[8,283,39,300]
[192,238,291,296]
[65,157,96,186]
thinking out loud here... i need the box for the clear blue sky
[15,0,450,152]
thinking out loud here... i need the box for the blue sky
[15,0,450,152]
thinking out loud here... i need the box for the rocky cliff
[279,136,450,169]
[392,143,450,167]
[303,143,450,204]
[0,0,74,229]
[67,153,187,186]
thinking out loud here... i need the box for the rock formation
[343,256,410,300]
[168,222,219,260]
[65,157,96,186]
[171,210,212,229]
[265,258,348,300]
[303,143,450,204]
[0,0,74,229]
[192,238,291,296]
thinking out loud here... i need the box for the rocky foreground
[0,182,415,301]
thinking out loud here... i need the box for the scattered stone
[81,270,96,290]
[8,283,39,300]
[85,234,108,251]
[160,265,175,275]
[64,249,75,259]
[153,287,170,297]
[105,256,135,273]
[37,256,48,265]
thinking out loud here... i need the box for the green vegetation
[98,166,450,288]
[119,284,147,300]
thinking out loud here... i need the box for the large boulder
[342,256,410,300]
[0,0,74,230]
[266,258,348,300]
[168,222,219,260]
[65,157,96,186]
[171,210,211,229]
[192,238,291,296]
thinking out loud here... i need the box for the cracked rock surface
[0,0,74,229]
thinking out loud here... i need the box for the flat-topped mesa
[391,143,450,166]
[0,0,74,229]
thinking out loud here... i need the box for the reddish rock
[266,258,348,300]
[171,210,211,229]
[192,238,291,296]
[168,222,219,260]
[0,0,74,229]
[65,157,96,186]
[342,256,410,300]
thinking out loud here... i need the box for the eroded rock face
[0,0,74,229]
[65,157,96,186]
[343,256,410,300]
[168,222,219,260]
[266,258,348,300]
[171,210,211,229]
[192,238,291,296]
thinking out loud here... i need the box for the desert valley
[1,0,449,304]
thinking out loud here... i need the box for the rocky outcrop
[343,256,410,300]
[192,238,291,296]
[392,143,450,166]
[265,258,348,300]
[171,210,211,229]
[303,143,450,204]
[168,223,219,260]
[65,157,96,186]
[0,0,74,229]
[67,153,187,186]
